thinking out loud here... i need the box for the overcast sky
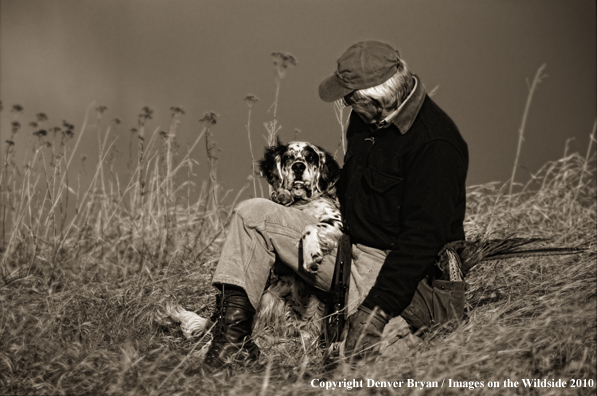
[1,0,595,200]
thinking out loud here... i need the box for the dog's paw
[302,225,323,273]
[272,188,293,205]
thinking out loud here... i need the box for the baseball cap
[319,40,400,102]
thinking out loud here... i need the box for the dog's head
[258,139,340,205]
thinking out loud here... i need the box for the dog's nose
[292,162,306,173]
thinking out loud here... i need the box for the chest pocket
[363,166,403,226]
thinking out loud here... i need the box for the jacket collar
[377,74,426,134]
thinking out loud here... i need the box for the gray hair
[350,59,414,109]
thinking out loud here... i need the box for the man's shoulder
[411,96,468,159]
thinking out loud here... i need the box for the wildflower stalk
[508,64,547,204]
[2,109,23,248]
[263,52,297,196]
[244,95,259,197]
[46,103,92,224]
[333,99,349,159]
[264,52,297,147]
[200,112,221,231]
[568,120,597,215]
[135,106,153,244]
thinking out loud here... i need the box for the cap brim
[318,73,354,102]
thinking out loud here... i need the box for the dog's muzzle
[289,161,310,199]
[291,161,306,179]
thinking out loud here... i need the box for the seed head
[199,112,218,126]
[272,52,297,69]
[11,121,21,134]
[138,106,154,127]
[62,120,75,131]
[244,95,259,107]
[170,106,186,118]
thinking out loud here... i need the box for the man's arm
[361,140,467,317]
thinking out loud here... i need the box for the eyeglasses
[342,93,371,107]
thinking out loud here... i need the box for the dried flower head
[138,106,154,127]
[199,112,218,126]
[11,121,21,134]
[29,122,38,129]
[11,105,23,113]
[33,129,48,137]
[62,129,74,139]
[170,106,186,118]
[62,120,75,131]
[244,95,259,107]
[272,51,298,79]
[272,52,297,68]
[112,118,121,125]
[36,113,48,123]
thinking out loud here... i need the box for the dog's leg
[302,221,344,273]
[302,224,323,273]
[253,279,292,336]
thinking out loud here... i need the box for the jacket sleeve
[361,140,467,317]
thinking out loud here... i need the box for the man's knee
[235,198,275,213]
[233,198,282,227]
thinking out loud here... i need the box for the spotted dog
[158,140,344,343]
[258,139,343,273]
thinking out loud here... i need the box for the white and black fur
[159,140,344,344]
[250,139,344,346]
[258,139,343,272]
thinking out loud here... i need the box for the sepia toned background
[1,0,595,195]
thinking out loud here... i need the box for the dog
[258,139,343,273]
[159,140,343,345]
[251,140,344,346]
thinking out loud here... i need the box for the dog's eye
[307,154,318,164]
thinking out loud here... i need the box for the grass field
[0,93,595,396]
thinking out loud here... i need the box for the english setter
[258,140,343,273]
[160,140,343,341]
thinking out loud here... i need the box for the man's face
[343,93,383,125]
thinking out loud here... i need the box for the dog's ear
[319,149,341,193]
[258,139,286,188]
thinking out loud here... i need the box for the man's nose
[292,162,306,173]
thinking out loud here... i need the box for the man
[201,40,468,371]
[319,40,468,357]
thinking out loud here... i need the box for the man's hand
[344,305,389,360]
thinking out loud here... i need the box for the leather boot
[202,289,259,372]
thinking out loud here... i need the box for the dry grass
[0,98,595,394]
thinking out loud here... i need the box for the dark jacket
[338,81,468,317]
